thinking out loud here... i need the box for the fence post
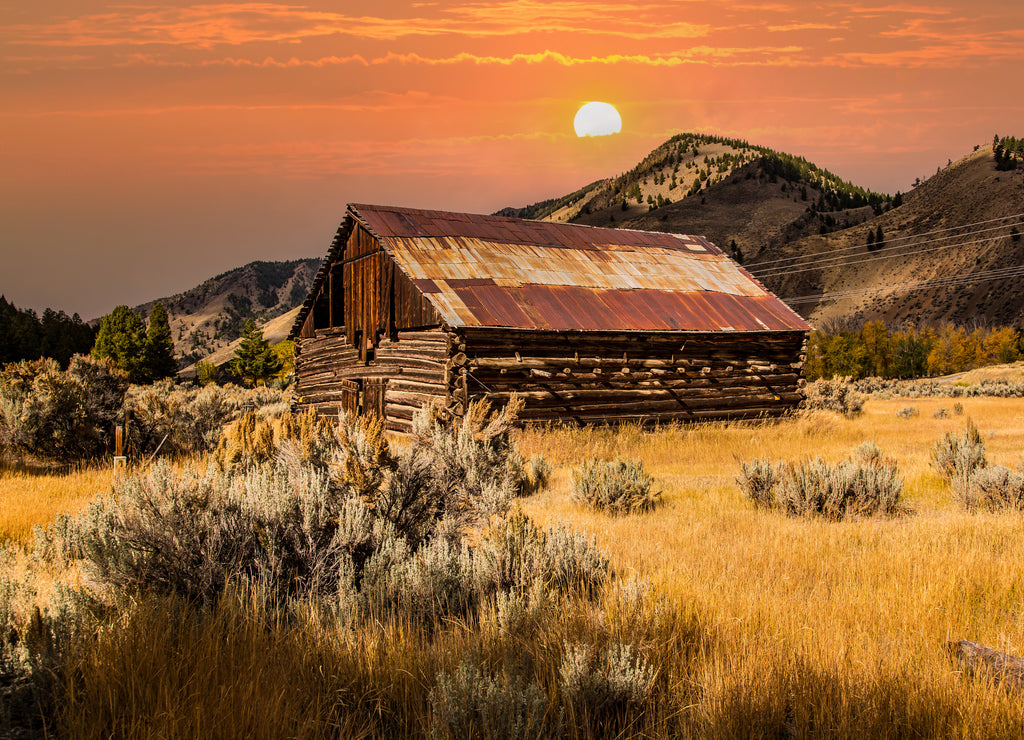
[113,423,127,477]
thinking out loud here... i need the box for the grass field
[516,396,1024,734]
[5,395,1024,736]
[0,464,112,546]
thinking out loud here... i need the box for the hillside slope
[755,146,1024,328]
[503,133,891,266]
[133,258,319,368]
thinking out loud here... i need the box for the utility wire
[782,263,1024,306]
[753,234,1011,280]
[747,212,1024,271]
[749,223,1018,278]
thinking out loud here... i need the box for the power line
[747,212,1024,271]
[754,233,1012,280]
[782,263,1024,306]
[749,222,1018,278]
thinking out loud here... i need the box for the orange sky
[2,0,1022,318]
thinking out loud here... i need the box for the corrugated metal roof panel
[290,203,811,337]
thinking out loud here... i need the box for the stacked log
[378,330,450,433]
[456,329,806,425]
[294,329,360,414]
[295,328,454,432]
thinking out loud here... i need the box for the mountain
[755,145,1024,329]
[132,258,320,368]
[499,133,891,265]
[502,133,1024,329]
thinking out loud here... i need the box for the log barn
[289,203,811,432]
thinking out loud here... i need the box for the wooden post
[113,423,127,477]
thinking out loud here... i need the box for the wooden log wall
[376,330,449,432]
[295,327,451,433]
[452,328,807,425]
[297,325,808,430]
[293,329,361,416]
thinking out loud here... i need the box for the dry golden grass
[0,464,112,546]
[8,397,1024,736]
[515,397,1024,734]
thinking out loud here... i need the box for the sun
[574,102,622,137]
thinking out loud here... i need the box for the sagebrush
[738,446,905,519]
[801,377,865,416]
[571,458,660,515]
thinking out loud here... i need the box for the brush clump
[738,443,905,519]
[801,377,865,416]
[570,458,660,515]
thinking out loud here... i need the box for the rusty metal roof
[291,203,810,336]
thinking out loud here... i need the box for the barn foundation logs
[296,327,807,431]
[452,329,807,426]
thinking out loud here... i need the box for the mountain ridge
[130,258,320,368]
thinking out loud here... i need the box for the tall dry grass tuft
[0,465,110,546]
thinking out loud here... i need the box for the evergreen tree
[875,225,885,251]
[144,302,177,380]
[231,318,282,387]
[92,305,148,383]
[866,229,876,252]
[196,360,220,386]
[729,239,744,264]
[0,297,95,368]
[892,191,903,208]
[0,296,41,364]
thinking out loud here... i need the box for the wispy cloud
[0,90,456,117]
[3,2,710,49]
[766,23,843,32]
[836,3,954,16]
[14,46,819,71]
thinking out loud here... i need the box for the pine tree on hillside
[0,296,41,364]
[92,305,148,383]
[144,302,177,380]
[875,226,885,251]
[231,318,281,387]
[0,298,95,367]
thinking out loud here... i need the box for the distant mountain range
[128,132,1024,371]
[131,258,319,369]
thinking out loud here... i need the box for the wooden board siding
[364,378,387,419]
[343,251,386,357]
[452,329,807,425]
[302,221,441,353]
[345,222,379,260]
[393,266,440,331]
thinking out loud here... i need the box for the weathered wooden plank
[389,378,449,395]
[387,390,446,408]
